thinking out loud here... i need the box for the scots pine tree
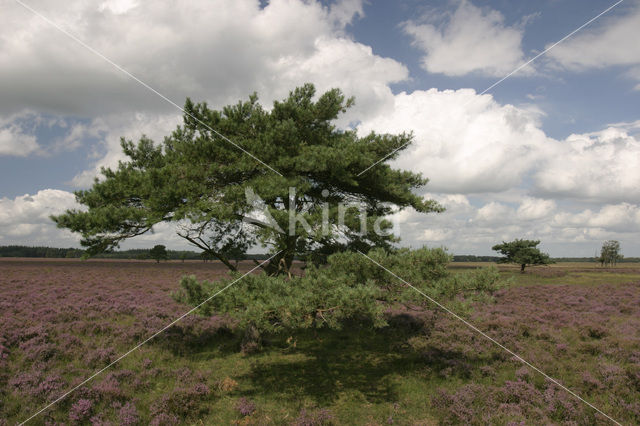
[52,84,443,274]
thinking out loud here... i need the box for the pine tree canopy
[492,239,552,273]
[52,84,443,273]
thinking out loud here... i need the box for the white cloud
[1,0,407,188]
[328,0,365,28]
[0,189,194,249]
[534,127,640,203]
[546,4,640,86]
[358,88,550,194]
[357,87,638,204]
[552,203,640,233]
[0,112,40,157]
[473,202,514,226]
[516,197,556,221]
[1,0,404,118]
[0,124,39,157]
[0,190,80,245]
[403,0,527,77]
[1,0,639,257]
[394,196,640,256]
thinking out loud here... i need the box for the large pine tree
[52,84,443,274]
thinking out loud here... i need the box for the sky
[1,0,639,257]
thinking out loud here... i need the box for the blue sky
[1,0,639,256]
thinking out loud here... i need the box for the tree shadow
[153,312,488,407]
[237,321,485,406]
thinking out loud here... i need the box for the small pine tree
[492,239,552,273]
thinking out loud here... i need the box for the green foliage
[599,240,623,267]
[149,244,168,263]
[173,248,503,335]
[492,239,552,272]
[51,84,442,273]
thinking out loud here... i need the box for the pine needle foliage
[172,248,503,335]
[51,84,443,274]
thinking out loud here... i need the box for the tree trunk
[520,264,526,273]
[259,237,297,276]
[217,255,238,272]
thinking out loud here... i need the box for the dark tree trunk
[217,255,238,272]
[520,264,526,273]
[259,237,297,277]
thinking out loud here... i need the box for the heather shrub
[292,407,334,426]
[19,336,59,362]
[116,401,140,425]
[431,384,483,424]
[4,256,639,423]
[235,397,256,416]
[10,372,66,400]
[149,386,211,419]
[149,413,179,426]
[69,399,92,424]
[0,338,9,368]
[85,348,116,368]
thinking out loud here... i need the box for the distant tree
[179,252,188,263]
[149,245,168,263]
[492,239,552,273]
[599,240,622,267]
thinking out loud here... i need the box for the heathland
[1,259,639,424]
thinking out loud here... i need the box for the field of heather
[1,259,640,425]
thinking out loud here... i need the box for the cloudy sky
[1,0,639,257]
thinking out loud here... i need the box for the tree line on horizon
[1,245,636,263]
[0,245,267,261]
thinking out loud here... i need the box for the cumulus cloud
[546,3,640,87]
[553,203,640,233]
[356,87,638,205]
[0,188,193,249]
[1,0,406,185]
[473,202,515,226]
[1,0,405,117]
[395,194,640,256]
[534,127,640,203]
[0,112,40,157]
[516,197,556,221]
[403,0,527,77]
[358,88,549,194]
[0,124,39,157]
[0,190,80,245]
